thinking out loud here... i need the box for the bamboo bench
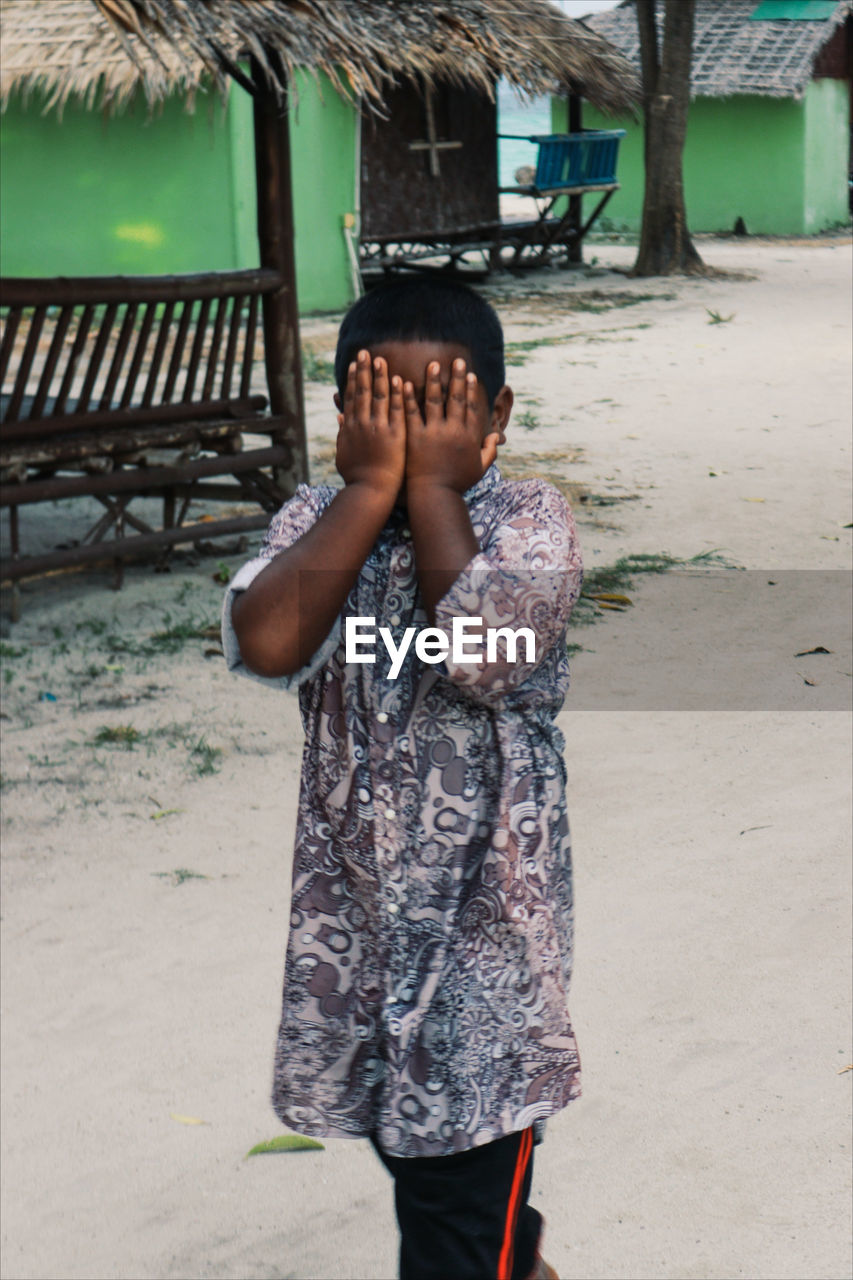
[497,130,625,261]
[0,269,296,593]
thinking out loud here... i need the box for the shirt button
[377,712,389,724]
[384,807,396,820]
[386,902,399,914]
[402,528,411,539]
[389,614,401,627]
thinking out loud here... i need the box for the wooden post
[568,94,583,265]
[9,506,21,621]
[251,58,308,491]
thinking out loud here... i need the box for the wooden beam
[409,87,463,178]
[568,95,583,265]
[1,396,266,443]
[0,445,289,507]
[251,57,308,493]
[1,514,273,582]
[1,269,283,308]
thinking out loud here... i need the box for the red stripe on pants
[497,1127,534,1280]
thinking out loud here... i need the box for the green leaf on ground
[246,1135,325,1157]
[152,868,208,885]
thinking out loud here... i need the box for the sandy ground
[1,238,851,1280]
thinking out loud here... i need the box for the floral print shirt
[223,464,583,1157]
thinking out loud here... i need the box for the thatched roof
[584,0,852,101]
[0,0,640,117]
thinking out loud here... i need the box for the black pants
[371,1128,541,1280]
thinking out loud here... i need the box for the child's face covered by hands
[334,341,512,500]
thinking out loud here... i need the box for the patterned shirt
[223,464,583,1157]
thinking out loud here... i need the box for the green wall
[574,79,849,236]
[287,73,359,312]
[0,91,245,274]
[0,73,358,313]
[804,78,850,232]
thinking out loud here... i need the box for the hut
[577,0,852,236]
[1,1,639,307]
[0,0,637,593]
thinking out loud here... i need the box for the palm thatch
[0,0,640,117]
[584,0,852,101]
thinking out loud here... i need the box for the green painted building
[0,3,641,314]
[576,0,851,236]
[0,72,358,313]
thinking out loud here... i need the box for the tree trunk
[631,0,705,277]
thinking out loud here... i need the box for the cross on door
[408,87,463,178]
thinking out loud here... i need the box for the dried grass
[0,0,640,117]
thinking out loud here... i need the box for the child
[223,278,582,1280]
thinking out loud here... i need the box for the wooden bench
[497,129,626,261]
[0,269,297,595]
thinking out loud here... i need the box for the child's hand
[336,350,406,497]
[404,358,499,494]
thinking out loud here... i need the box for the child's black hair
[335,277,505,407]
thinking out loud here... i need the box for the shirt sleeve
[432,480,582,706]
[221,483,341,691]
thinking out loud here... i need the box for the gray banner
[567,569,852,711]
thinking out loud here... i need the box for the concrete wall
[574,80,849,236]
[0,73,358,314]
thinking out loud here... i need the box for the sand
[1,237,851,1280]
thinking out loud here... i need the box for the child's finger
[355,349,372,428]
[372,356,389,428]
[447,357,467,426]
[424,360,444,427]
[403,380,424,431]
[343,361,357,420]
[389,374,405,434]
[465,371,479,426]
